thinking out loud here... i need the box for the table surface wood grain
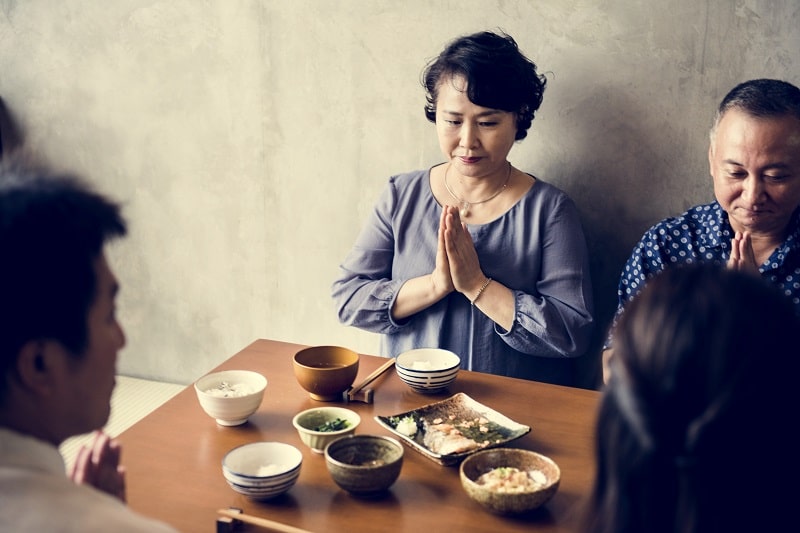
[120,339,600,532]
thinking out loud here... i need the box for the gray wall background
[1,1,797,389]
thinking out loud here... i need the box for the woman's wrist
[470,277,492,305]
[429,273,454,301]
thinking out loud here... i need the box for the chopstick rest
[343,357,396,403]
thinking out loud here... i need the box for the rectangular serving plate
[375,392,531,466]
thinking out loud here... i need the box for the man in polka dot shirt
[602,79,800,382]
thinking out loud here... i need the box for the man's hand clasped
[727,231,759,273]
[69,430,127,503]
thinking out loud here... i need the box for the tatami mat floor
[59,375,185,470]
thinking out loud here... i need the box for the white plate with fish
[374,392,531,466]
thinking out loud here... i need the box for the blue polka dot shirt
[605,201,800,349]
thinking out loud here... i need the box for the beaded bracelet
[471,277,492,306]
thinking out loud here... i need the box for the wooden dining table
[120,339,600,532]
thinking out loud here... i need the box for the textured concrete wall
[1,1,797,388]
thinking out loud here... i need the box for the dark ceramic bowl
[324,435,403,495]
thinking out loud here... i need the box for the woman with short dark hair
[332,31,594,386]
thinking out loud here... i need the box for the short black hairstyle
[0,156,126,400]
[711,78,800,139]
[422,30,547,141]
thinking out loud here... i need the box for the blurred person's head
[0,155,127,445]
[583,263,800,533]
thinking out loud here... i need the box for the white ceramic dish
[221,441,302,499]
[395,348,461,393]
[194,369,267,426]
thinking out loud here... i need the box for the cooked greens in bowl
[292,406,361,453]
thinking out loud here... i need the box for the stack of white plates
[396,348,461,394]
[222,442,302,499]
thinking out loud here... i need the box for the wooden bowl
[292,346,359,401]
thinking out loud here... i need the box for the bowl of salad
[460,448,560,514]
[292,406,361,453]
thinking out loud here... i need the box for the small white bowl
[222,442,302,500]
[292,407,361,454]
[194,370,267,426]
[396,348,460,394]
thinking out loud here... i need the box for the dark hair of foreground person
[582,263,800,533]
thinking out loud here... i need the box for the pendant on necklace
[460,202,470,217]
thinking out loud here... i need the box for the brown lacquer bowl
[292,345,359,401]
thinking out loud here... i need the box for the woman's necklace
[444,162,512,217]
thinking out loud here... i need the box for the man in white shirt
[0,156,177,532]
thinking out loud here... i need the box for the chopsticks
[352,357,396,394]
[217,508,314,533]
[345,357,396,402]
